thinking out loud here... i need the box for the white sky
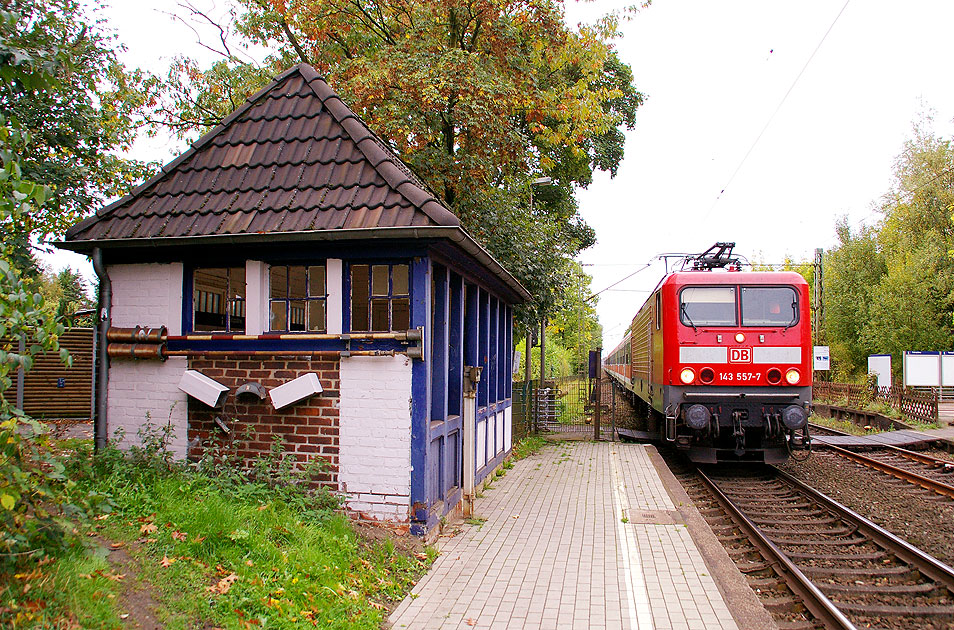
[46,1,954,352]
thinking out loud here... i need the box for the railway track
[809,422,954,500]
[677,461,954,630]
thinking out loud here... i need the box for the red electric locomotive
[605,243,812,463]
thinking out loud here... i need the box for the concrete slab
[389,442,756,630]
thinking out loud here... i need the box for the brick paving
[389,442,739,630]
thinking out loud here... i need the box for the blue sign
[57,378,66,388]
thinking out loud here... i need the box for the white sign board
[813,346,830,371]
[904,351,941,387]
[943,352,954,387]
[867,355,892,388]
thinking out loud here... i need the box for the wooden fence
[4,328,95,419]
[813,381,938,423]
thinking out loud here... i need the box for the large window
[350,263,410,332]
[741,286,797,327]
[193,267,245,332]
[679,286,737,327]
[269,264,326,332]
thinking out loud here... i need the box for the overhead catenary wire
[703,0,852,221]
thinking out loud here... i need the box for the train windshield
[680,287,736,326]
[741,286,798,326]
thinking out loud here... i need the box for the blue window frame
[269,264,327,332]
[350,263,410,332]
[191,267,246,333]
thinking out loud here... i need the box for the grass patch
[1,436,432,630]
[810,415,880,436]
[511,436,546,460]
[0,550,125,628]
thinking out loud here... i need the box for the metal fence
[813,381,938,423]
[513,375,612,438]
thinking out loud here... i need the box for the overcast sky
[46,1,954,351]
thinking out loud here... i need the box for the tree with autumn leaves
[160,0,644,327]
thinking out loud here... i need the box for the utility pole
[813,248,824,343]
[540,316,546,385]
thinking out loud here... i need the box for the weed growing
[511,436,546,460]
[2,422,431,629]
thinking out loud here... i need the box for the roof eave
[56,226,531,303]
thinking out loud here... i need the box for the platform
[389,442,772,630]
[811,429,941,449]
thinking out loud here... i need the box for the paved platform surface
[389,442,741,630]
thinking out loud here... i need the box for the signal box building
[59,64,528,536]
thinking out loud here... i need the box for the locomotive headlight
[782,405,808,430]
[686,404,710,430]
[735,333,745,343]
[679,368,695,384]
[785,368,801,385]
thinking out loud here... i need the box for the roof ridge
[297,65,459,228]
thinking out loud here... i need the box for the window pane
[741,287,797,327]
[270,301,287,331]
[194,268,228,331]
[288,266,306,300]
[371,299,389,331]
[392,264,409,295]
[680,287,736,327]
[227,267,246,332]
[289,300,306,331]
[371,265,389,296]
[309,266,325,297]
[308,300,326,332]
[392,298,410,330]
[270,266,287,299]
[351,265,370,332]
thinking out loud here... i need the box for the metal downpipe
[91,247,110,452]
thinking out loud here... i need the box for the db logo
[729,348,752,363]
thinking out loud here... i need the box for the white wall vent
[177,370,229,408]
[269,373,323,409]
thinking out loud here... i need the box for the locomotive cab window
[741,286,797,327]
[680,287,736,327]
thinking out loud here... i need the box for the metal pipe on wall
[91,247,110,452]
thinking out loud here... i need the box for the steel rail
[773,467,954,593]
[882,443,954,468]
[821,443,954,500]
[694,468,857,630]
[807,422,852,437]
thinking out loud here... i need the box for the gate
[513,375,612,438]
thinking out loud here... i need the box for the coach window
[680,286,736,327]
[269,264,327,332]
[193,267,246,332]
[350,263,410,332]
[741,286,797,327]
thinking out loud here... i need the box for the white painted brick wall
[108,263,183,334]
[106,263,188,458]
[339,355,412,522]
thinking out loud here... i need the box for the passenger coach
[606,245,812,463]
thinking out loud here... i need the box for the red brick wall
[187,356,340,487]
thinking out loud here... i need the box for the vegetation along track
[674,459,954,629]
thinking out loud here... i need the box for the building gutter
[91,247,110,452]
[57,226,531,303]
